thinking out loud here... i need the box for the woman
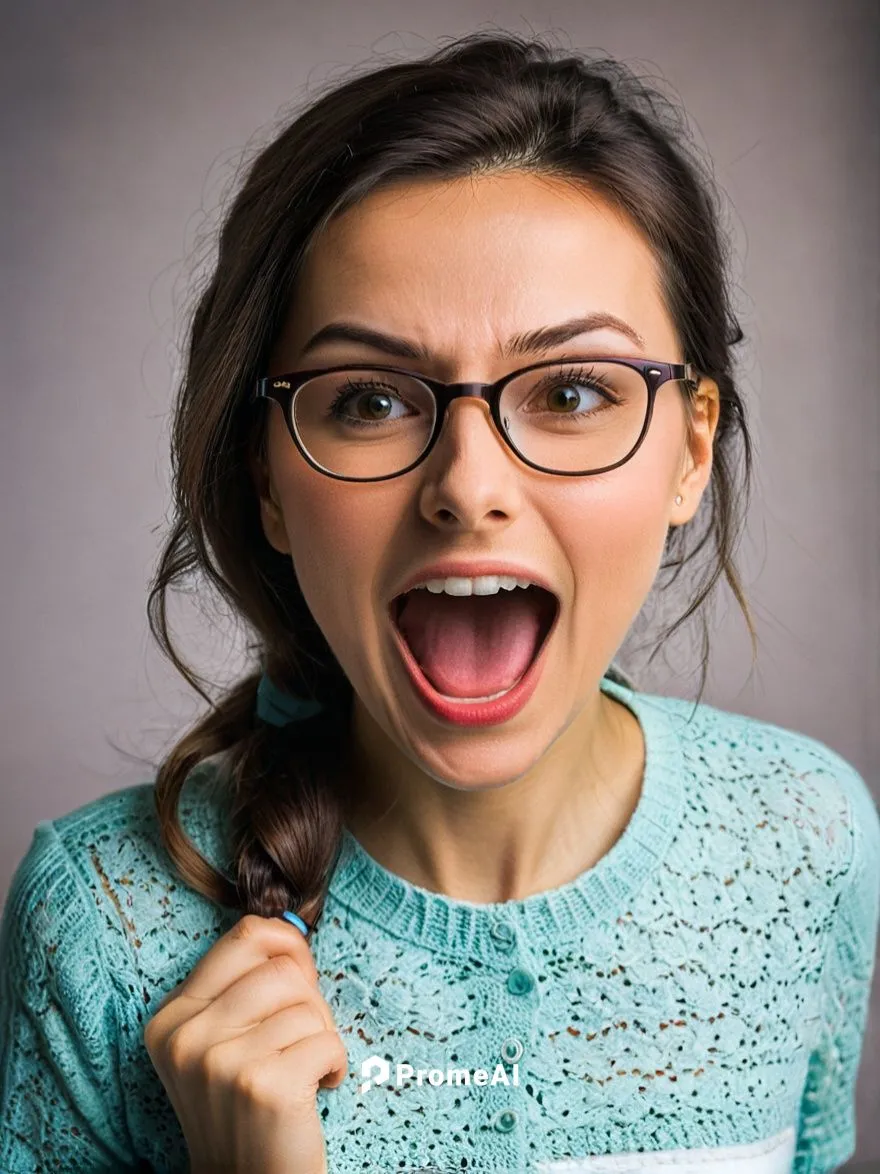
[1,30,877,1174]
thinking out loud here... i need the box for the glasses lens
[292,369,437,478]
[500,360,649,473]
[291,361,648,477]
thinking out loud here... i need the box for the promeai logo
[359,1054,519,1094]
[359,1055,391,1093]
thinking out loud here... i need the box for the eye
[328,380,415,425]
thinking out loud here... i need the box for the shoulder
[3,763,238,992]
[0,785,156,1041]
[2,784,160,987]
[639,689,879,903]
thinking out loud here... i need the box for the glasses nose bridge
[446,380,496,401]
[432,379,501,438]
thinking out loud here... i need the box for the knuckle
[165,1022,197,1071]
[142,1013,164,1055]
[333,1033,349,1064]
[290,1005,323,1041]
[233,913,264,942]
[309,1006,329,1035]
[200,1042,233,1086]
[269,952,300,981]
[232,1061,276,1104]
[323,1028,346,1062]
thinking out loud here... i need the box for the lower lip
[387,600,559,728]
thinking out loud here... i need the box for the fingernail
[281,910,310,935]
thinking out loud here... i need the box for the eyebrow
[298,312,646,362]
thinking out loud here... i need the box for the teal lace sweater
[1,676,878,1174]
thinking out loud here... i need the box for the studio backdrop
[2,0,878,1164]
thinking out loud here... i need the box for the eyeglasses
[252,356,698,481]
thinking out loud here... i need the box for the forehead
[281,172,676,364]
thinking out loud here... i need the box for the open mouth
[388,584,560,701]
[389,584,558,633]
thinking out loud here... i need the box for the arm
[792,764,880,1173]
[0,821,140,1172]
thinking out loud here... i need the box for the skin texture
[252,171,720,904]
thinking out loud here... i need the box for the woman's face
[255,171,718,792]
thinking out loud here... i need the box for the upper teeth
[411,575,536,596]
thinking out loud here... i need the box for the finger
[203,1002,332,1074]
[153,925,340,1047]
[175,953,336,1053]
[258,1017,350,1090]
[177,914,319,1003]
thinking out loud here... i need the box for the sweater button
[489,918,516,951]
[492,1108,518,1133]
[506,967,535,995]
[500,1036,523,1063]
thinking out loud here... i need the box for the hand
[144,913,348,1174]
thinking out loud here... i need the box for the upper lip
[389,560,561,604]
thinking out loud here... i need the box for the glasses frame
[252,356,699,482]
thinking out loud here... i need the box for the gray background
[2,0,878,1165]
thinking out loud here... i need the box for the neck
[339,683,644,904]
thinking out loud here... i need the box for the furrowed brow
[298,312,646,362]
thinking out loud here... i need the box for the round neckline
[325,674,685,961]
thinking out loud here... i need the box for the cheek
[266,413,396,623]
[559,401,683,613]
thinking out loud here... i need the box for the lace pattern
[1,678,877,1173]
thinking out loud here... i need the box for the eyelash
[535,364,618,398]
[327,364,620,420]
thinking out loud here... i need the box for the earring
[674,494,683,505]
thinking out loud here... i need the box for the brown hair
[147,30,756,928]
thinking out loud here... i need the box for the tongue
[396,589,545,697]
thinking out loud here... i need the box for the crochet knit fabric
[1,676,878,1173]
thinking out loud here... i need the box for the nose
[434,392,509,455]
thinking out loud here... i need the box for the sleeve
[792,764,880,1174]
[0,821,140,1172]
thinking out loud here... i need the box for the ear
[249,451,291,555]
[670,377,721,527]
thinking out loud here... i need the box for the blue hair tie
[281,910,311,935]
[256,672,325,727]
